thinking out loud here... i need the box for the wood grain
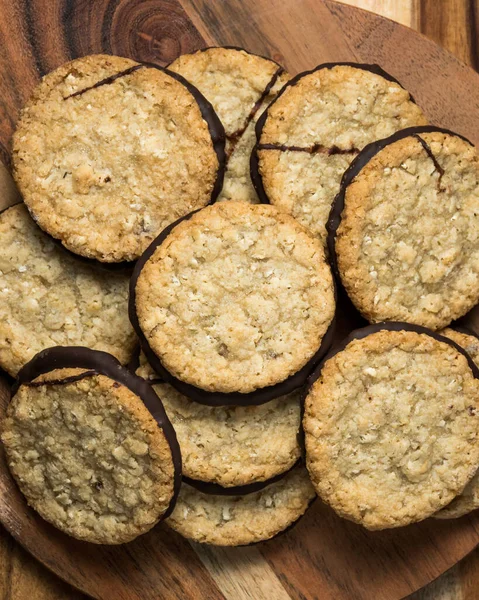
[1,1,479,599]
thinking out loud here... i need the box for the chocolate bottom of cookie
[326,125,473,282]
[307,321,479,388]
[182,462,298,496]
[130,212,336,406]
[14,346,182,519]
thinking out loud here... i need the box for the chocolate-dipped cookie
[169,46,288,204]
[304,322,479,530]
[1,347,181,544]
[0,204,136,376]
[166,464,315,546]
[251,63,427,245]
[330,126,479,330]
[12,54,225,263]
[135,352,302,487]
[130,202,336,405]
[435,327,479,519]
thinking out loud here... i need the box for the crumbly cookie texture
[132,347,300,485]
[336,131,479,329]
[257,64,427,243]
[0,204,135,376]
[304,329,479,530]
[13,54,219,262]
[135,202,335,393]
[435,328,479,518]
[1,369,176,544]
[170,47,288,203]
[166,465,315,545]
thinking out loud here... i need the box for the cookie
[304,323,479,530]
[331,127,479,330]
[166,464,315,546]
[135,352,301,487]
[435,327,479,519]
[1,347,181,544]
[0,204,135,376]
[12,54,225,263]
[169,47,289,203]
[130,202,336,405]
[252,63,427,244]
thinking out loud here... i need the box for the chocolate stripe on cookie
[256,143,359,155]
[226,66,285,156]
[412,133,445,191]
[63,65,144,99]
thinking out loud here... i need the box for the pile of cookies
[1,46,479,548]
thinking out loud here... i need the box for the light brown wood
[1,1,479,599]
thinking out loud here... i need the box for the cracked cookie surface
[166,464,315,545]
[0,204,135,376]
[1,368,176,544]
[435,328,479,519]
[335,131,479,329]
[12,54,221,262]
[169,47,288,203]
[304,328,479,530]
[136,353,301,486]
[134,202,335,394]
[255,64,427,243]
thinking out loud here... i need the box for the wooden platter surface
[1,1,479,599]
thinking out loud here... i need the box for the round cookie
[0,204,135,376]
[169,46,289,204]
[1,347,181,544]
[252,63,427,244]
[304,323,479,530]
[135,352,302,487]
[166,464,315,546]
[12,54,225,263]
[130,202,336,405]
[435,327,479,519]
[331,127,479,330]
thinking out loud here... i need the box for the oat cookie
[331,127,479,330]
[435,327,479,519]
[169,47,288,203]
[135,352,301,486]
[252,63,427,244]
[130,202,336,404]
[0,204,135,376]
[166,464,315,545]
[13,54,225,263]
[304,323,479,530]
[1,347,181,544]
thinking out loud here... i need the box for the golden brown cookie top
[304,326,479,530]
[13,54,223,262]
[134,202,335,394]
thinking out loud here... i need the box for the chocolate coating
[129,211,336,406]
[250,62,420,205]
[326,125,474,281]
[183,464,296,496]
[307,321,479,389]
[14,346,182,519]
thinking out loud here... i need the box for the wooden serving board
[1,1,479,599]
